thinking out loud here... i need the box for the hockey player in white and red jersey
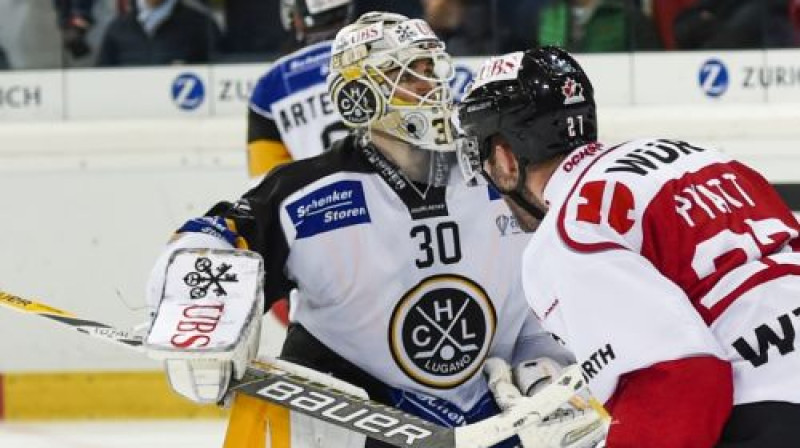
[143,15,607,448]
[457,46,800,448]
[246,0,353,179]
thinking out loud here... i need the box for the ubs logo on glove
[390,274,496,388]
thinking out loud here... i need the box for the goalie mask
[328,12,457,152]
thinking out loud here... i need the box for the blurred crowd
[0,0,799,70]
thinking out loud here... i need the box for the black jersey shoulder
[244,134,373,203]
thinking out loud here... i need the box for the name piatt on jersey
[674,172,756,228]
[389,274,496,389]
[287,180,371,238]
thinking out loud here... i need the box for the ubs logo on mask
[389,274,496,388]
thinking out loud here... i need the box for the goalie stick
[0,289,588,448]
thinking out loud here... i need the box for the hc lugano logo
[335,79,379,126]
[183,257,239,299]
[390,274,496,388]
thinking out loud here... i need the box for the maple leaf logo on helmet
[562,77,586,105]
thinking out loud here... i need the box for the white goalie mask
[328,12,457,152]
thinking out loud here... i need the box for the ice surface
[0,419,227,448]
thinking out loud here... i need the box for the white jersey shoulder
[553,138,729,253]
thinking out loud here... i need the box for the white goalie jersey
[176,134,548,413]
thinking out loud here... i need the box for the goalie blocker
[145,248,264,404]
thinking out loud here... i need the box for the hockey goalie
[143,11,608,448]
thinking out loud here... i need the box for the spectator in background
[792,0,800,44]
[96,0,222,67]
[537,0,663,52]
[674,0,795,49]
[53,0,96,58]
[497,0,551,53]
[423,0,494,55]
[218,0,288,61]
[650,0,697,49]
[353,0,422,18]
[0,46,8,70]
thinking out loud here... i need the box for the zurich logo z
[699,59,729,98]
[171,73,205,110]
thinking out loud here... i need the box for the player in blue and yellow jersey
[246,0,354,179]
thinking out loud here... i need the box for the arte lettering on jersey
[389,274,496,389]
[732,307,800,368]
[277,92,337,132]
[287,180,371,239]
[580,343,615,381]
[605,139,707,176]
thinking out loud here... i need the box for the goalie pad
[485,357,609,448]
[145,248,265,404]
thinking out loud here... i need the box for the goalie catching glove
[485,357,609,448]
[144,244,264,404]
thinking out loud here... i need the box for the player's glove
[144,243,264,405]
[485,357,608,448]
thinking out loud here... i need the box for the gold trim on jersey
[248,140,293,178]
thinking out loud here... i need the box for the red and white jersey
[522,138,800,405]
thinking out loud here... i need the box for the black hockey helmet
[281,0,354,40]
[457,46,597,176]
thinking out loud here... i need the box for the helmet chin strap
[481,157,546,221]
